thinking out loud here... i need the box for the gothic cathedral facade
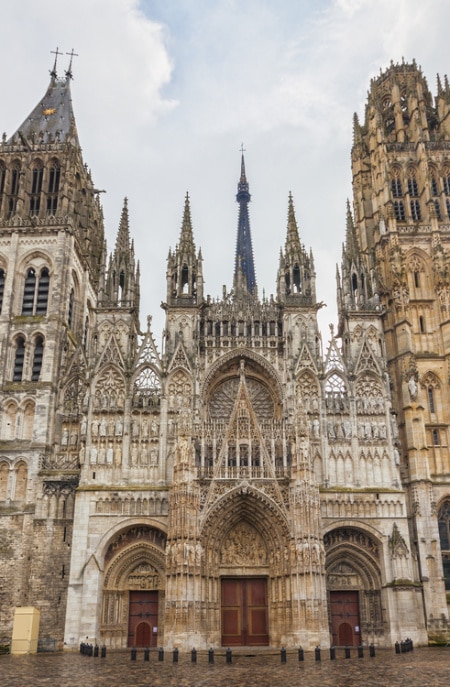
[0,59,449,651]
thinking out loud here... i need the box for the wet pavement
[1,646,449,687]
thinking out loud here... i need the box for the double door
[221,578,269,646]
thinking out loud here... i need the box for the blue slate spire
[233,152,257,298]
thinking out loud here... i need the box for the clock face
[209,377,274,420]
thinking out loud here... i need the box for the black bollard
[158,647,164,662]
[144,648,150,661]
[369,643,375,658]
[410,638,414,651]
[281,647,287,663]
[191,648,197,663]
[330,645,336,660]
[208,647,214,664]
[80,642,84,654]
[226,647,232,664]
[101,645,106,658]
[131,647,137,661]
[345,645,351,659]
[401,641,406,653]
[298,646,304,662]
[94,644,99,657]
[88,644,93,656]
[173,647,179,663]
[315,646,321,661]
[395,641,400,654]
[358,645,364,659]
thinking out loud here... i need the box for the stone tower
[350,59,450,640]
[0,55,105,644]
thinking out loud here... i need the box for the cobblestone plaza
[1,647,449,687]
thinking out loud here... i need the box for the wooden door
[128,591,158,647]
[221,578,269,646]
[330,590,361,646]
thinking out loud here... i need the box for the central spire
[233,151,257,299]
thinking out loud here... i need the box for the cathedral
[0,57,449,652]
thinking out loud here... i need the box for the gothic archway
[201,485,291,646]
[101,525,166,648]
[324,527,384,646]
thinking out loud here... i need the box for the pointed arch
[0,460,9,500]
[14,461,28,501]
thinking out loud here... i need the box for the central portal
[221,578,269,646]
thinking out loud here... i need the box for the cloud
[2,0,450,341]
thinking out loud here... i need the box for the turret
[166,193,203,306]
[103,198,139,310]
[277,193,316,305]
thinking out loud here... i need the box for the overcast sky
[3,0,450,346]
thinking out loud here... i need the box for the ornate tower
[0,54,104,645]
[351,60,450,640]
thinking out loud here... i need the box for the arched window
[14,462,27,501]
[434,199,442,220]
[22,268,36,314]
[83,315,89,350]
[22,266,50,315]
[68,288,74,328]
[13,336,25,381]
[407,169,419,197]
[0,461,8,500]
[31,336,44,381]
[7,162,21,218]
[36,268,49,314]
[431,173,439,196]
[411,199,421,221]
[443,166,450,196]
[438,500,450,590]
[46,160,60,215]
[30,162,43,215]
[293,264,301,292]
[0,268,5,314]
[391,169,403,198]
[394,200,405,221]
[22,402,35,441]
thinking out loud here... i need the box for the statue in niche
[99,418,107,437]
[114,446,122,466]
[115,417,123,436]
[132,419,139,438]
[91,419,99,437]
[343,420,352,439]
[80,416,87,436]
[107,444,114,464]
[391,414,399,439]
[408,375,418,401]
[90,447,98,464]
[142,419,149,438]
[61,428,69,446]
[312,418,320,438]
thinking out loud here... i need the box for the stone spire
[233,153,257,299]
[104,198,139,310]
[165,193,203,305]
[277,193,316,305]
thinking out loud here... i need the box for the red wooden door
[330,590,361,646]
[128,591,158,647]
[221,578,269,646]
